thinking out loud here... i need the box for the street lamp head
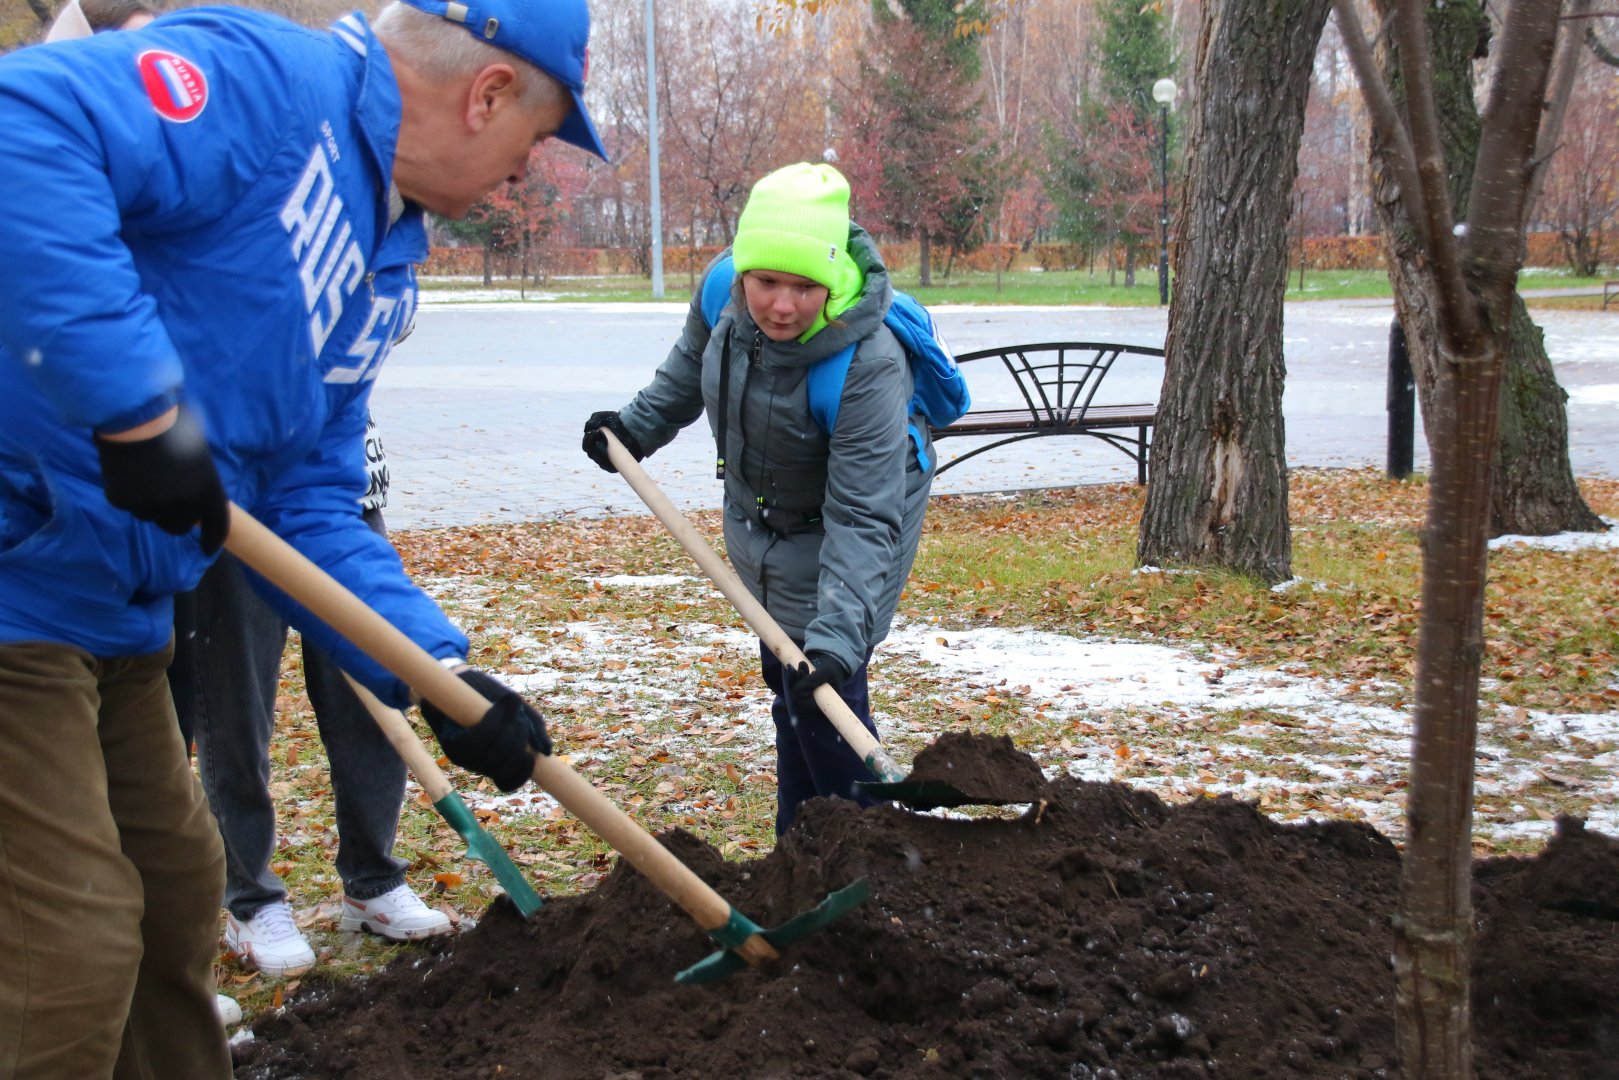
[1152,77,1178,107]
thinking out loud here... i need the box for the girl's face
[741,270,830,342]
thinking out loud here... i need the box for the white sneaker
[223,901,316,976]
[338,883,453,942]
[215,994,243,1027]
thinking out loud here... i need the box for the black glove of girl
[581,411,645,473]
[788,651,850,712]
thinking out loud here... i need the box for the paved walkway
[372,296,1616,530]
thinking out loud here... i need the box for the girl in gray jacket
[583,163,933,835]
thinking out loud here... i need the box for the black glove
[581,410,645,473]
[789,651,850,712]
[95,404,229,555]
[420,668,551,792]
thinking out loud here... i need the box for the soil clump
[235,747,1619,1080]
[879,730,1049,808]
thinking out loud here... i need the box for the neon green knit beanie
[732,163,865,339]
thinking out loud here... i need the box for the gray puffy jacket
[615,227,932,675]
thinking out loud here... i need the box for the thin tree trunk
[1398,330,1503,1079]
[918,231,933,287]
[1335,0,1564,1070]
[1136,0,1330,583]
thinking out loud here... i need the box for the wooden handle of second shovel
[600,431,907,784]
[342,674,455,804]
[222,503,778,967]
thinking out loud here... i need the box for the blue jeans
[170,508,408,917]
[759,643,879,836]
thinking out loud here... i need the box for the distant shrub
[954,243,1020,273]
[664,245,726,274]
[1031,243,1086,272]
[1299,236,1386,270]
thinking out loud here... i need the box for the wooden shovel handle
[342,674,454,804]
[222,503,777,965]
[600,431,906,783]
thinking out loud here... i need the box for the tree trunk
[481,244,493,288]
[1397,329,1504,1080]
[918,230,933,287]
[1136,0,1330,584]
[1492,296,1606,533]
[1368,0,1604,538]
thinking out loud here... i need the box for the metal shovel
[599,430,1035,811]
[222,502,866,984]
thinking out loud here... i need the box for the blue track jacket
[0,7,466,707]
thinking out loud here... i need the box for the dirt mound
[235,778,1619,1079]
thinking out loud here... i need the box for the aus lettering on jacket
[279,141,414,385]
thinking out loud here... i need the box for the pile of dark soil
[235,758,1619,1080]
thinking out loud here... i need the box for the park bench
[931,341,1165,484]
[1603,279,1618,311]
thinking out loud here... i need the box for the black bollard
[1387,318,1415,479]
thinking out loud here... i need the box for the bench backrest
[950,341,1165,423]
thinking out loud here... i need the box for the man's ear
[464,63,519,132]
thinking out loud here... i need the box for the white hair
[373,2,569,113]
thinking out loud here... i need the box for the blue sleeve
[0,16,305,430]
[244,386,469,710]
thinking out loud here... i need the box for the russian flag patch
[137,50,207,123]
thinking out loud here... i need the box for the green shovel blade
[434,792,544,917]
[676,878,870,985]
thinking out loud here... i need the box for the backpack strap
[700,255,736,329]
[805,343,856,436]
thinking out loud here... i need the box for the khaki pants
[0,641,229,1080]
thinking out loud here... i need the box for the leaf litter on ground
[222,467,1619,1024]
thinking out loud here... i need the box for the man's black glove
[95,404,229,555]
[419,669,551,792]
[789,651,850,712]
[581,410,645,474]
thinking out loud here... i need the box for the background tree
[1043,0,1174,284]
[1135,0,1331,583]
[651,0,820,272]
[1334,0,1568,1070]
[1365,0,1604,539]
[1532,59,1617,276]
[838,0,992,286]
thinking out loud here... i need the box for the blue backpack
[700,255,970,472]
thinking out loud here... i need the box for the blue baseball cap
[398,0,608,160]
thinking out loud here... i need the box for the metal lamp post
[645,0,664,299]
[1151,77,1177,306]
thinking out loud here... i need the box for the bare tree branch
[1394,0,1479,346]
[1587,26,1619,65]
[1330,0,1432,250]
[1466,0,1563,284]
[1523,0,1596,230]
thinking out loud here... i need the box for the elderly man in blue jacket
[0,1,606,1076]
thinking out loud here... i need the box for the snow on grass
[1488,517,1619,552]
[422,570,1618,846]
